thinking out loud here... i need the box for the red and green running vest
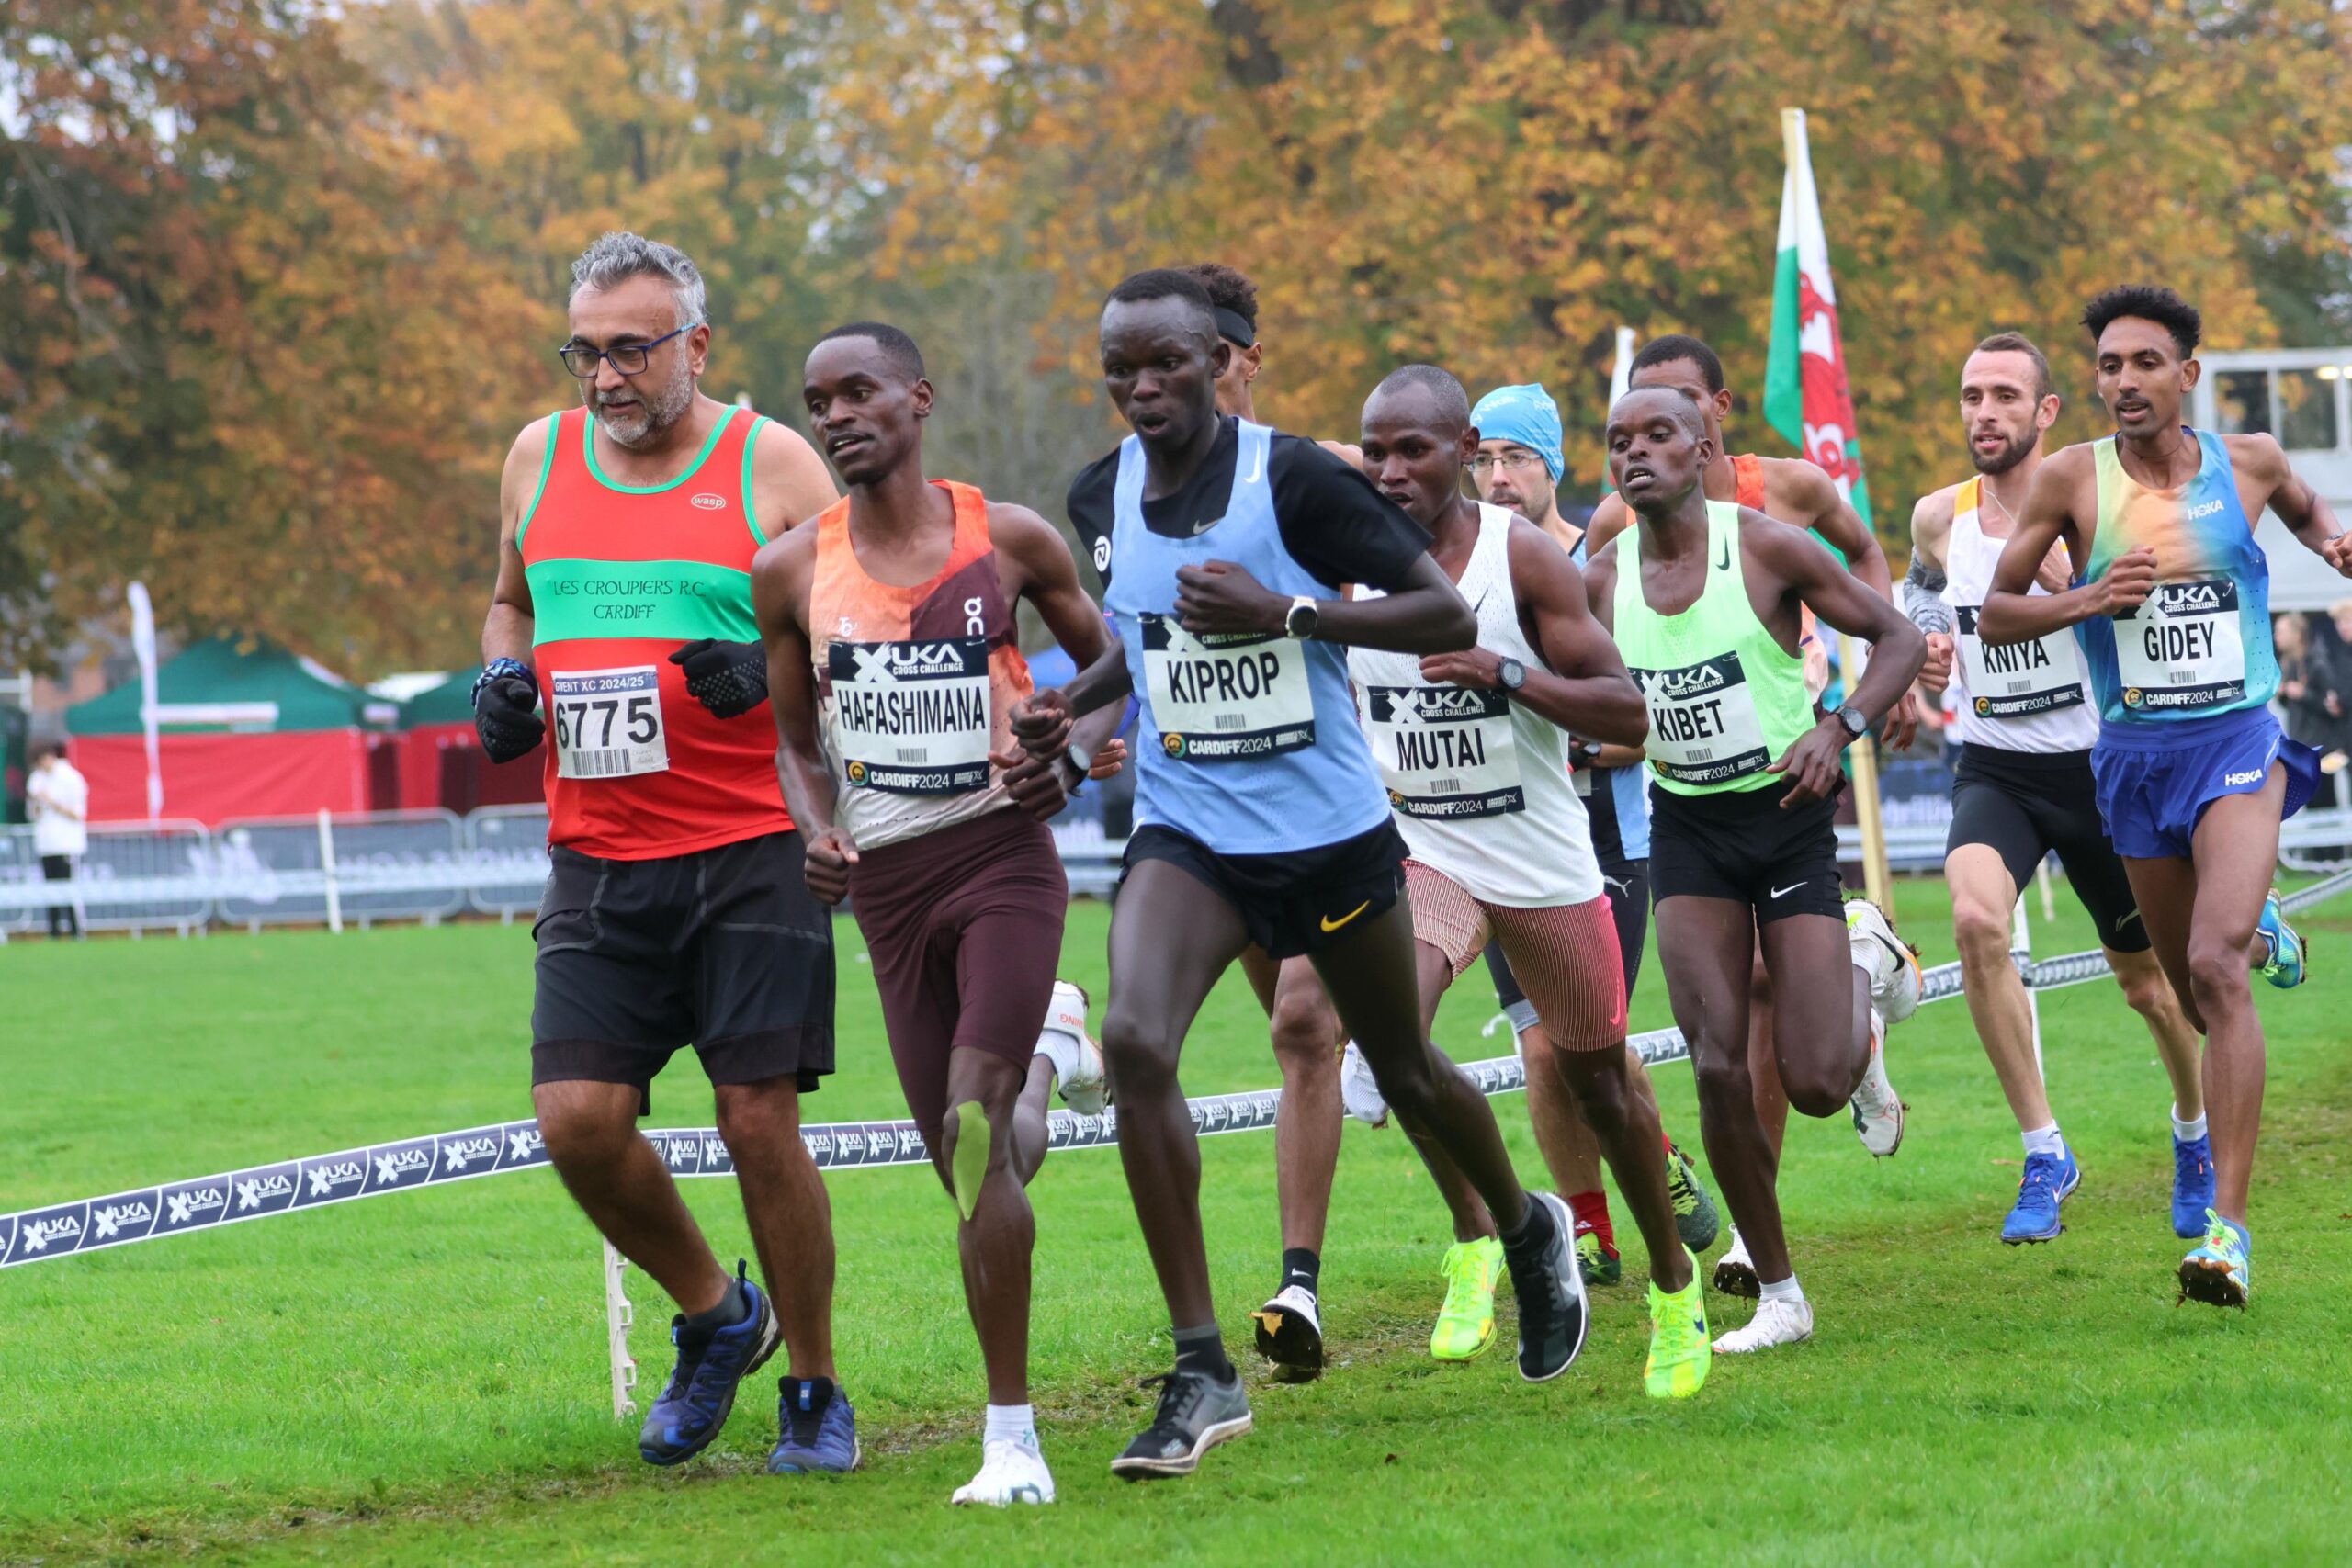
[517,404,792,859]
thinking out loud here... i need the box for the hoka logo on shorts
[164,1187,227,1225]
[2226,768,2264,786]
[90,1201,153,1240]
[234,1174,295,1212]
[303,1160,364,1198]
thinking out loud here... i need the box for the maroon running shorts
[846,807,1068,1141]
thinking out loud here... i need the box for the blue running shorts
[2089,707,2320,861]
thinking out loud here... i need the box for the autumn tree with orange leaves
[5,0,2348,672]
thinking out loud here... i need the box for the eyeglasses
[1468,451,1548,478]
[558,324,692,378]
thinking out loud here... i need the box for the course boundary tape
[10,867,2347,1269]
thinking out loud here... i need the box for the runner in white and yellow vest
[1347,364,1711,1400]
[1905,331,2206,1252]
[1583,385,1926,1356]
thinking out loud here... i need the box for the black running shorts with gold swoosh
[1119,819,1408,960]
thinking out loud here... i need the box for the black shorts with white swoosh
[1120,819,1407,960]
[1648,779,1845,924]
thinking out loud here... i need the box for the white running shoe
[1339,1040,1390,1128]
[1252,1281,1325,1381]
[1845,899,1921,1023]
[1849,1007,1905,1157]
[1035,980,1107,1115]
[1711,1226,1759,1298]
[1712,1295,1814,1354]
[951,1438,1057,1506]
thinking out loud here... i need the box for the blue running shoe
[769,1377,861,1474]
[2172,1134,2216,1238]
[2256,888,2306,989]
[1999,1147,2081,1245]
[638,1262,781,1466]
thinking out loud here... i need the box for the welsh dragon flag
[1763,107,1871,525]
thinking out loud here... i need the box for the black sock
[682,1274,750,1335]
[783,1375,835,1439]
[1281,1247,1321,1300]
[1498,1193,1552,1250]
[1171,1322,1234,1382]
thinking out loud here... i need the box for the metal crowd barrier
[5,802,2348,938]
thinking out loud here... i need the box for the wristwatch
[1832,703,1870,743]
[1496,656,1526,693]
[1574,739,1604,764]
[1283,595,1320,640]
[1059,739,1093,794]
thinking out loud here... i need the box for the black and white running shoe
[1108,1367,1253,1481]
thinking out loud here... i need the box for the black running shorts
[1121,819,1408,961]
[531,830,836,1113]
[1946,743,2150,954]
[1648,781,1845,924]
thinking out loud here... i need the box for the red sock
[1566,1190,1615,1254]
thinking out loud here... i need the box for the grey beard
[599,361,694,449]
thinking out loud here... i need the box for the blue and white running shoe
[2000,1147,2081,1245]
[2172,1134,2216,1239]
[638,1262,781,1465]
[769,1377,861,1474]
[2256,889,2306,989]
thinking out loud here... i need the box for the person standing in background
[27,743,88,941]
[2271,612,2342,757]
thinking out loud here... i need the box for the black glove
[669,638,768,718]
[472,658,545,763]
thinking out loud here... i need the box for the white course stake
[603,1240,638,1420]
[2014,892,2044,1078]
[316,808,343,934]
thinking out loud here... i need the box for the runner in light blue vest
[1015,270,1593,1481]
[1978,283,2352,1312]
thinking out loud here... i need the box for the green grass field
[7,879,2352,1565]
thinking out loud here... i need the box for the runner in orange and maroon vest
[756,321,1122,1508]
[476,232,857,1477]
[1582,333,1919,1298]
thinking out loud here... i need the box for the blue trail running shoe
[769,1377,861,1474]
[638,1261,781,1466]
[2172,1134,2216,1238]
[2178,1210,2252,1309]
[1999,1147,2081,1245]
[2256,888,2306,989]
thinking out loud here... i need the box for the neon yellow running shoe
[1645,1251,1713,1400]
[1430,1237,1505,1361]
[1574,1227,1623,1286]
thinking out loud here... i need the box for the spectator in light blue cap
[1469,383,1579,552]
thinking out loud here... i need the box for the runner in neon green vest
[1583,386,1927,1356]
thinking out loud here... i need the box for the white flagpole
[128,582,163,821]
[1610,326,1636,404]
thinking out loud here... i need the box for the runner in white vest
[1905,332,2205,1249]
[1347,365,1712,1401]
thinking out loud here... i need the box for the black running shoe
[1500,1191,1589,1382]
[1251,1284,1324,1383]
[1108,1367,1252,1480]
